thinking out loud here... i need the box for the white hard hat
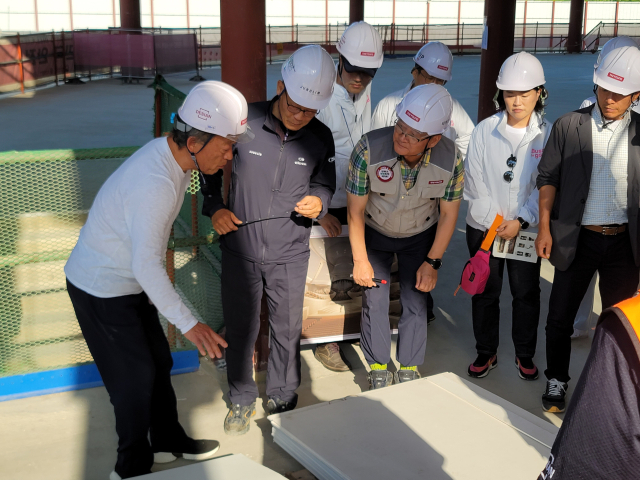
[496,52,545,91]
[176,80,254,143]
[413,42,453,82]
[336,21,384,72]
[281,45,336,111]
[594,46,640,96]
[395,84,453,135]
[595,36,638,69]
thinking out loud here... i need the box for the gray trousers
[222,251,307,406]
[361,224,437,367]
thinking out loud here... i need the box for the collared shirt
[345,137,464,202]
[582,105,630,225]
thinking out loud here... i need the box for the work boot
[315,343,351,372]
[368,369,394,390]
[224,402,256,436]
[396,367,421,383]
[542,379,568,413]
[266,395,298,415]
[153,438,221,463]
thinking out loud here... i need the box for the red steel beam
[567,0,585,53]
[350,0,365,24]
[119,0,141,30]
[477,0,517,122]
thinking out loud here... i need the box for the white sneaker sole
[154,443,221,464]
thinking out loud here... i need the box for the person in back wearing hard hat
[538,292,640,479]
[312,21,384,373]
[579,36,640,113]
[371,41,474,158]
[200,45,336,435]
[370,41,475,328]
[464,52,550,381]
[536,46,640,413]
[569,37,640,341]
[64,81,250,480]
[347,84,463,389]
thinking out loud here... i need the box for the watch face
[431,258,443,270]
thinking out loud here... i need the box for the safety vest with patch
[364,126,457,238]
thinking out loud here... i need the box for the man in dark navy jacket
[201,45,337,436]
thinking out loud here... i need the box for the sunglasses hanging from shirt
[503,155,517,183]
[238,212,301,227]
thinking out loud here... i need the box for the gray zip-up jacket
[536,105,640,271]
[201,98,336,264]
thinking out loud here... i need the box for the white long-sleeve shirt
[370,81,475,158]
[317,79,372,209]
[65,137,198,334]
[464,110,550,232]
[580,95,640,114]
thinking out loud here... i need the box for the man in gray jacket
[536,46,640,413]
[201,46,337,436]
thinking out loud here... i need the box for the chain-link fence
[0,146,223,381]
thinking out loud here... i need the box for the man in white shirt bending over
[65,81,252,480]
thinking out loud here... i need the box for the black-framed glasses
[282,90,317,118]
[503,155,517,183]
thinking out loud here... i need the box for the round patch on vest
[376,165,394,182]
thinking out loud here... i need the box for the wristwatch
[425,256,443,270]
[517,217,530,230]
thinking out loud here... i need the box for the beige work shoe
[315,343,351,372]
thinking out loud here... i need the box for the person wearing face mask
[370,41,474,328]
[536,46,640,414]
[464,52,550,382]
[64,81,251,480]
[312,21,384,373]
[347,84,463,389]
[200,45,336,435]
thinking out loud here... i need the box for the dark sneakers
[542,379,568,413]
[396,369,421,383]
[224,402,256,436]
[153,438,221,463]
[315,343,351,372]
[266,395,298,415]
[368,369,394,390]
[468,354,498,378]
[515,357,539,381]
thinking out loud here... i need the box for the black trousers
[222,251,307,406]
[466,225,541,359]
[361,224,436,367]
[66,280,190,479]
[545,228,639,382]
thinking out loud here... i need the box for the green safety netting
[0,144,223,377]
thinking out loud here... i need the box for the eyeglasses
[283,90,317,118]
[394,121,430,145]
[503,155,517,183]
[412,66,446,86]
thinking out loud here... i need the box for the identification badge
[376,165,394,182]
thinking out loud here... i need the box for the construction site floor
[0,53,599,479]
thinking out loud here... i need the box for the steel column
[350,0,365,24]
[477,0,517,122]
[119,0,141,29]
[566,0,585,53]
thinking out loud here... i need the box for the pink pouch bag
[455,215,503,296]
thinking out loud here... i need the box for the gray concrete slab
[0,53,598,151]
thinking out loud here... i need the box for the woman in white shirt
[464,52,551,381]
